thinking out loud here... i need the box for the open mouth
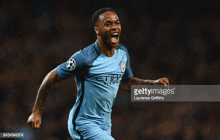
[111,33,119,38]
[110,33,119,44]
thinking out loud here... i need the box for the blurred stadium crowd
[1,0,220,139]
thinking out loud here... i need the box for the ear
[94,26,99,35]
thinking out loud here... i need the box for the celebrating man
[27,8,169,140]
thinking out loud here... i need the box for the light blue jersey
[56,40,133,140]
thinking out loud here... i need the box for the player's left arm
[120,47,169,90]
[120,77,169,91]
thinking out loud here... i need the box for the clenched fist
[27,113,42,129]
[153,77,169,87]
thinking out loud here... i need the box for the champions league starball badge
[121,62,125,72]
[66,58,76,70]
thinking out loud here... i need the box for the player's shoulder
[74,42,100,65]
[116,44,128,52]
[72,42,97,56]
[83,43,96,54]
[68,42,98,64]
[116,43,129,55]
[82,42,100,58]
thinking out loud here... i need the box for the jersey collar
[94,40,121,55]
[94,40,102,55]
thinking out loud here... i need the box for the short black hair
[92,7,116,27]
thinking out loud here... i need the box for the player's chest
[88,54,127,75]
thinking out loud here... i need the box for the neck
[97,37,115,57]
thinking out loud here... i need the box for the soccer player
[27,8,169,140]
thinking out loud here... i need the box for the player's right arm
[27,68,62,129]
[27,50,87,129]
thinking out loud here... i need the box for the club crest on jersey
[121,62,126,72]
[66,58,76,70]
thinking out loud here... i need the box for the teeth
[112,33,118,35]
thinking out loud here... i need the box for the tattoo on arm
[32,69,62,115]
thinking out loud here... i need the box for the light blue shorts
[68,124,114,140]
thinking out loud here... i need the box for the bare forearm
[32,77,53,115]
[120,77,169,91]
[124,77,154,85]
[129,77,154,85]
[32,69,61,114]
[120,77,154,90]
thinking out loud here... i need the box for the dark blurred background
[1,0,220,139]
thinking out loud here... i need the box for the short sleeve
[56,50,87,80]
[122,50,133,80]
